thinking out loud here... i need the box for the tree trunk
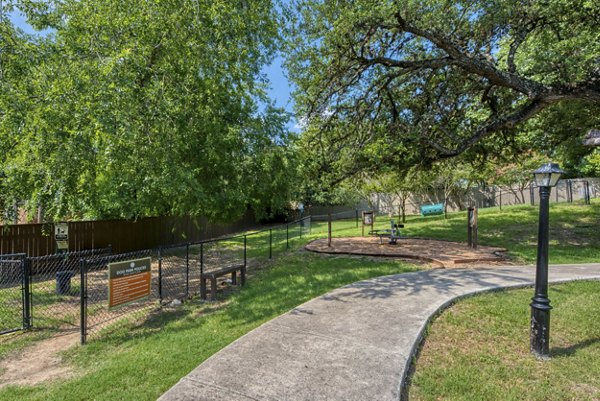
[399,197,406,223]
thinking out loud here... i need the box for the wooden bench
[200,264,246,301]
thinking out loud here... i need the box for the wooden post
[468,207,478,249]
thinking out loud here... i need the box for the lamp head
[533,163,564,188]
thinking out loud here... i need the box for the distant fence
[0,211,258,257]
[368,178,599,217]
[0,217,311,343]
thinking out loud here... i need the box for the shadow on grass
[551,337,600,358]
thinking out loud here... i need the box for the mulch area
[305,237,509,268]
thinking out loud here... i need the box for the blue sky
[8,9,298,130]
[264,56,298,131]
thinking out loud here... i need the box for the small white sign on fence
[54,222,69,251]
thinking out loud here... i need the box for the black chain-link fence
[244,217,312,261]
[312,211,366,239]
[0,253,28,334]
[2,217,314,343]
[81,249,158,343]
[158,244,192,302]
[200,235,246,275]
[28,247,112,329]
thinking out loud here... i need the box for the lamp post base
[530,302,551,359]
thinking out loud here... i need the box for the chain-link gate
[0,253,30,334]
[28,248,112,330]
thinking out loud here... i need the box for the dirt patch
[305,237,509,268]
[0,331,79,389]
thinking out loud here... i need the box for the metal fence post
[200,242,204,275]
[23,257,32,329]
[328,213,332,247]
[185,243,190,298]
[355,209,359,228]
[80,259,87,345]
[158,247,163,303]
[530,185,535,206]
[585,181,591,204]
[244,235,247,268]
[269,229,272,259]
[467,207,473,247]
[299,220,302,239]
[286,224,289,250]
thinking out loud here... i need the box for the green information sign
[108,257,152,310]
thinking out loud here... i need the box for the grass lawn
[409,280,600,401]
[403,201,600,264]
[0,252,419,401]
[0,201,598,400]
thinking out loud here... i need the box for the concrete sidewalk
[159,264,600,401]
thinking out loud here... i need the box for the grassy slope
[402,202,600,264]
[410,281,600,401]
[0,253,418,401]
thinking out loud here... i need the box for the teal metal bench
[420,203,444,216]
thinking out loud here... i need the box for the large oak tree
[286,0,600,184]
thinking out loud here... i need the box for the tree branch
[427,98,551,158]
[355,54,453,70]
[394,12,547,98]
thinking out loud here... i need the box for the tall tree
[1,0,295,222]
[286,0,600,183]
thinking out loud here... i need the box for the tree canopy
[1,0,296,222]
[286,0,600,186]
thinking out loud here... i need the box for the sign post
[362,211,374,236]
[108,258,152,310]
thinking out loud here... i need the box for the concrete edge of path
[399,264,600,401]
[158,263,600,401]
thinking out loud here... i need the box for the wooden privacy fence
[0,212,257,257]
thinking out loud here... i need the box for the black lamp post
[530,162,564,359]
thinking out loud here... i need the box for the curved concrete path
[159,264,600,401]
